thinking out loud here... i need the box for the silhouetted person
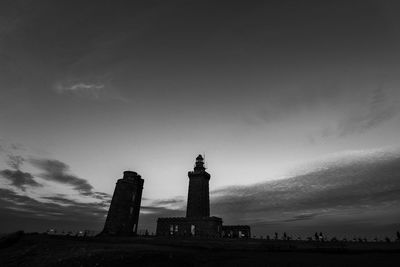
[314,232,319,241]
[274,232,278,240]
[283,232,287,241]
[396,231,400,241]
[266,235,270,241]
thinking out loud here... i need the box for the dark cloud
[0,154,113,232]
[0,188,108,233]
[0,169,41,189]
[0,152,41,190]
[1,153,109,202]
[30,158,94,196]
[282,213,319,223]
[209,151,400,237]
[92,191,112,202]
[0,187,181,234]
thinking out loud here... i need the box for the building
[156,155,250,238]
[186,155,210,218]
[101,171,144,235]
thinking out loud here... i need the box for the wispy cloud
[67,83,105,91]
[149,198,186,208]
[54,80,130,103]
[6,154,24,169]
[0,169,41,190]
[55,82,105,99]
[30,158,94,196]
[337,87,400,136]
[0,152,41,190]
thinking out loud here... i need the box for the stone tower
[102,171,144,235]
[186,155,210,218]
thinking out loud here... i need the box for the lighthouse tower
[156,154,225,237]
[186,155,210,218]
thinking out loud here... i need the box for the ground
[0,232,399,266]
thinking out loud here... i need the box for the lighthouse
[186,154,210,218]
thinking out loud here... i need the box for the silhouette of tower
[102,171,144,235]
[186,155,210,218]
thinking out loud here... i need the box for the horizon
[1,0,400,239]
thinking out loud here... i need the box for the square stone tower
[102,171,144,235]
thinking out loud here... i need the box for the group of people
[260,231,400,243]
[45,229,95,237]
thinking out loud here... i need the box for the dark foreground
[1,232,400,267]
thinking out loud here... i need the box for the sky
[1,0,400,238]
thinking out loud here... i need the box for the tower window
[129,207,134,215]
[191,225,196,236]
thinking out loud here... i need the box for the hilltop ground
[0,232,400,267]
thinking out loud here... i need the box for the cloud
[334,88,399,137]
[0,152,113,232]
[92,191,112,202]
[55,82,105,99]
[149,198,186,208]
[6,154,24,169]
[0,188,108,233]
[0,152,41,190]
[30,158,94,196]
[54,80,129,103]
[0,169,41,190]
[0,186,180,234]
[209,149,400,237]
[282,213,319,223]
[67,83,105,91]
